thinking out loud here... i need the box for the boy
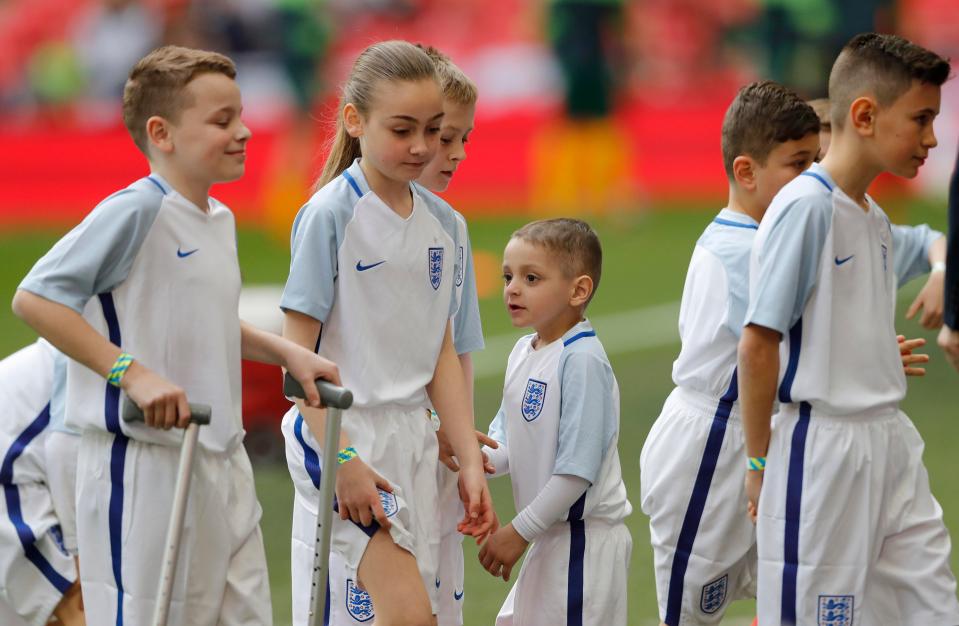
[739,33,959,624]
[0,341,83,625]
[640,81,821,625]
[12,45,340,624]
[479,218,632,626]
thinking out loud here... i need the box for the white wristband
[931,261,946,273]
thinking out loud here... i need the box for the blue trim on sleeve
[342,171,363,199]
[664,370,738,624]
[97,291,128,626]
[563,331,596,347]
[567,492,587,626]
[801,171,833,192]
[778,319,802,403]
[712,217,758,230]
[0,403,74,595]
[782,401,811,625]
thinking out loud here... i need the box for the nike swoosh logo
[177,247,199,258]
[435,577,441,589]
[356,260,386,272]
[454,589,464,600]
[835,254,854,266]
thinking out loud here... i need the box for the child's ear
[569,275,594,308]
[732,156,757,191]
[146,116,173,153]
[849,96,877,137]
[343,103,363,138]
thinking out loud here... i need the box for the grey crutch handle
[283,373,354,409]
[121,397,212,425]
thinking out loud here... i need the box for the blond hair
[316,40,439,190]
[416,44,478,106]
[122,45,236,155]
[512,218,603,305]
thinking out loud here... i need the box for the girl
[279,40,495,626]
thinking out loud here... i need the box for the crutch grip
[283,373,353,410]
[121,397,212,425]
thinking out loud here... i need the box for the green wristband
[747,456,766,471]
[107,352,134,388]
[337,446,358,465]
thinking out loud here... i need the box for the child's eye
[915,114,931,126]
[525,274,538,283]
[393,128,410,136]
[503,273,512,283]
[428,126,441,134]
[440,137,452,145]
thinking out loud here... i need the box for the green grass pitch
[1,200,955,625]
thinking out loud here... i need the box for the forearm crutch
[121,398,211,626]
[283,373,354,626]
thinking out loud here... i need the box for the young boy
[12,45,340,625]
[640,81,821,626]
[739,33,959,624]
[0,341,83,626]
[479,218,632,626]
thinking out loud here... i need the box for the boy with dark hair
[480,218,632,626]
[13,45,340,624]
[641,80,821,625]
[739,33,957,624]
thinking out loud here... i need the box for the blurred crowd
[0,0,956,125]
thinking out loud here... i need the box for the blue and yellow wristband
[337,446,358,465]
[747,456,766,471]
[107,352,134,388]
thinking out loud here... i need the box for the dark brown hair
[512,218,603,305]
[829,33,950,129]
[123,46,236,155]
[721,80,820,179]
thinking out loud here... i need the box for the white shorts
[0,417,76,626]
[0,600,29,626]
[495,519,631,626]
[75,430,272,625]
[43,430,80,555]
[435,461,465,626]
[282,404,440,624]
[757,403,959,626]
[640,387,757,624]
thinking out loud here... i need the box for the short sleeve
[745,198,831,335]
[18,189,160,312]
[452,221,484,355]
[280,201,339,322]
[553,350,617,484]
[486,399,508,445]
[891,223,941,287]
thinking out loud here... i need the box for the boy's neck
[819,134,879,210]
[727,186,764,224]
[359,159,414,218]
[532,310,585,348]
[150,163,211,212]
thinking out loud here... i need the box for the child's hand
[335,457,394,529]
[745,469,763,525]
[476,431,499,474]
[898,334,930,377]
[478,524,528,581]
[436,421,458,471]
[938,325,959,373]
[906,271,944,329]
[456,465,496,541]
[283,345,341,408]
[120,361,191,429]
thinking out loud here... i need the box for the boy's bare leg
[358,528,436,626]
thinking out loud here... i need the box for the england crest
[346,579,375,622]
[455,246,464,287]
[522,378,547,422]
[428,247,444,290]
[700,574,727,614]
[818,595,853,625]
[378,489,398,518]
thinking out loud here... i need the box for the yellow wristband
[747,456,766,471]
[107,353,134,388]
[337,446,358,465]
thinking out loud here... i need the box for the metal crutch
[283,373,354,626]
[121,397,212,626]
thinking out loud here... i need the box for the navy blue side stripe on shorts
[0,403,74,594]
[663,370,739,625]
[781,401,811,624]
[567,492,587,626]
[99,292,129,626]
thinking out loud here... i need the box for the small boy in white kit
[0,341,83,626]
[640,81,821,625]
[739,33,959,624]
[480,218,632,626]
[13,45,340,625]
